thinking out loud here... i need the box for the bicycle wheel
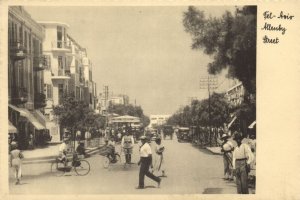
[103,156,110,168]
[51,161,65,177]
[75,160,90,176]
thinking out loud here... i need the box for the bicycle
[51,153,90,176]
[99,148,121,168]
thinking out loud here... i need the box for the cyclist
[58,138,68,166]
[76,140,86,159]
[105,138,116,162]
[121,131,134,164]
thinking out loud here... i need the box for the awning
[9,104,27,116]
[248,121,256,129]
[9,121,18,133]
[8,105,46,130]
[228,116,237,128]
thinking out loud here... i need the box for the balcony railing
[11,87,28,105]
[51,40,71,50]
[10,41,27,60]
[34,92,46,109]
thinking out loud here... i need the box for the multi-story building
[38,21,71,142]
[97,91,130,115]
[149,115,170,128]
[8,6,49,149]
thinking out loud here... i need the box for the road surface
[9,137,237,194]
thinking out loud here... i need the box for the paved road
[9,137,237,194]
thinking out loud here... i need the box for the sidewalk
[21,139,105,165]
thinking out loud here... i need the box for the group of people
[219,131,256,194]
[103,131,166,189]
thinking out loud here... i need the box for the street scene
[8,5,256,194]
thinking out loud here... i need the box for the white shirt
[232,143,254,169]
[222,140,234,152]
[59,142,67,153]
[140,143,152,157]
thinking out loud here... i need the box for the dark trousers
[139,157,160,187]
[125,154,131,163]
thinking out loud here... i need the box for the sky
[24,6,236,115]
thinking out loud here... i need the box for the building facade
[38,21,71,142]
[149,115,171,128]
[8,6,49,149]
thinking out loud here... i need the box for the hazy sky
[25,6,236,115]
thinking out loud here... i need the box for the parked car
[177,127,191,142]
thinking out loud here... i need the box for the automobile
[162,125,174,140]
[177,127,191,142]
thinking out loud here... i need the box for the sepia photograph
[6,5,257,195]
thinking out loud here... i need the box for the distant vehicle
[177,127,191,142]
[162,125,174,140]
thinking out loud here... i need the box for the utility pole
[200,75,218,146]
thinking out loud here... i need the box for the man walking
[136,136,161,189]
[220,133,234,180]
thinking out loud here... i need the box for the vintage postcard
[0,0,299,200]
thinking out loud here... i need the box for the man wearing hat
[136,136,161,189]
[232,133,254,194]
[220,133,234,180]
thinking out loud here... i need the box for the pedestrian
[232,133,254,194]
[121,130,134,164]
[136,136,161,189]
[152,136,166,177]
[220,133,234,180]
[85,129,91,148]
[9,142,24,185]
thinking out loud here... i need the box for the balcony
[51,40,71,52]
[10,41,27,60]
[11,87,28,105]
[34,92,46,109]
[51,69,70,82]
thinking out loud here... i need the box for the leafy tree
[167,93,230,128]
[53,93,106,138]
[183,6,257,97]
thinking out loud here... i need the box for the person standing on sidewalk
[9,142,24,185]
[220,133,234,180]
[232,133,254,194]
[136,136,161,189]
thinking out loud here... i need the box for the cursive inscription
[262,11,295,44]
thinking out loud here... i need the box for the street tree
[183,6,257,97]
[53,93,105,137]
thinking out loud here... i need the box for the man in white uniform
[136,136,161,189]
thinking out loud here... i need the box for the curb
[206,147,223,155]
[22,145,105,165]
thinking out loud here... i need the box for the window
[58,56,63,69]
[58,84,64,103]
[57,26,63,47]
[45,84,53,99]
